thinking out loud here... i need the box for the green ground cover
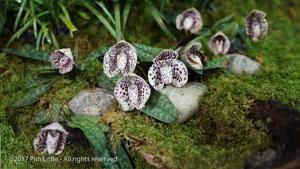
[0,0,299,168]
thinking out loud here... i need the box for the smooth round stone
[68,88,115,116]
[226,54,261,75]
[160,83,207,123]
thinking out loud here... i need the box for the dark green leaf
[0,1,7,34]
[33,103,71,124]
[218,22,239,38]
[114,143,134,169]
[212,14,235,31]
[2,47,50,62]
[133,44,163,62]
[145,3,176,40]
[26,75,59,88]
[142,91,179,123]
[86,46,110,60]
[67,115,119,169]
[11,82,52,108]
[97,72,122,91]
[190,56,227,75]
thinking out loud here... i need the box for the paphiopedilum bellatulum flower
[103,40,137,78]
[34,122,68,155]
[148,50,188,90]
[245,9,268,42]
[176,8,203,34]
[184,43,205,70]
[50,48,74,74]
[114,73,151,111]
[208,31,231,55]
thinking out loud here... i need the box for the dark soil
[245,100,300,169]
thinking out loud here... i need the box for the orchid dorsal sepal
[208,31,231,55]
[103,40,137,78]
[34,122,68,155]
[176,8,203,34]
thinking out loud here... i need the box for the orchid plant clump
[3,2,269,158]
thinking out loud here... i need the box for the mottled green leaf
[133,44,163,62]
[33,103,71,124]
[87,46,110,60]
[191,56,227,75]
[2,47,50,62]
[142,91,179,123]
[212,14,235,30]
[67,115,119,169]
[12,82,52,108]
[97,72,122,91]
[114,143,134,169]
[26,74,59,88]
[218,22,239,38]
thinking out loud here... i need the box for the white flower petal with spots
[34,122,68,155]
[148,64,165,91]
[50,48,74,74]
[103,40,137,78]
[153,49,178,62]
[114,73,151,111]
[208,31,231,55]
[245,9,268,42]
[172,60,188,87]
[176,8,203,34]
[148,50,188,90]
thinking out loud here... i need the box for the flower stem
[114,1,122,41]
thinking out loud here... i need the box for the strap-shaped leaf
[11,82,52,108]
[67,115,119,169]
[114,143,134,169]
[33,103,70,124]
[212,14,235,31]
[2,47,50,62]
[142,91,179,123]
[86,46,110,60]
[133,44,163,62]
[0,0,7,34]
[189,56,227,75]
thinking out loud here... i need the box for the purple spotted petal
[114,73,151,111]
[34,122,68,155]
[132,75,151,110]
[176,8,203,34]
[185,43,204,70]
[104,40,137,78]
[50,48,74,74]
[208,31,231,55]
[172,60,188,87]
[148,64,165,91]
[153,50,178,62]
[59,60,73,74]
[245,9,268,42]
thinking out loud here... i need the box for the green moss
[1,0,300,169]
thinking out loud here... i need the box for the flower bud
[103,40,137,78]
[245,9,268,42]
[50,48,74,74]
[34,122,68,155]
[208,31,231,55]
[176,8,203,34]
